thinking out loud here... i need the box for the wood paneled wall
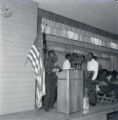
[0,0,37,115]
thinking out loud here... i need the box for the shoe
[50,106,54,109]
[90,103,96,106]
[44,109,49,112]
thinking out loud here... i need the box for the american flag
[27,37,45,108]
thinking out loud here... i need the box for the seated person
[63,53,71,70]
[97,69,108,82]
[96,70,103,81]
[111,70,118,101]
[111,70,117,81]
[99,71,112,93]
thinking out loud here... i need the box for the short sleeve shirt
[87,59,99,80]
[63,59,71,70]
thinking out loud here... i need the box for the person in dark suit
[43,50,59,112]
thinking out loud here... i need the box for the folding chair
[97,91,115,104]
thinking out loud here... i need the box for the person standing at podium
[87,52,99,105]
[62,53,71,70]
[44,50,59,111]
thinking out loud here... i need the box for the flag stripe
[28,54,37,72]
[29,50,39,71]
[32,45,39,57]
[28,53,39,75]
[30,47,39,62]
[27,55,36,71]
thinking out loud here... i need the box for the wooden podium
[56,69,83,114]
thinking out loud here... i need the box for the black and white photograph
[0,0,118,120]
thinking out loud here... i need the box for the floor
[0,103,118,120]
[0,109,68,120]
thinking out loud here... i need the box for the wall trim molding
[46,34,118,56]
[38,8,118,40]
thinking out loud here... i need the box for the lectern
[56,69,83,114]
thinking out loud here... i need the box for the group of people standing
[43,50,100,112]
[63,53,86,70]
[63,52,99,105]
[43,50,118,112]
[97,69,118,101]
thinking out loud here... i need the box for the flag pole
[24,58,28,67]
[41,23,47,65]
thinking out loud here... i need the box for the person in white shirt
[86,52,99,106]
[87,55,99,81]
[63,54,71,70]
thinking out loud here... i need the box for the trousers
[43,74,57,110]
[86,71,97,105]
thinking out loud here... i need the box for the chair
[97,91,115,104]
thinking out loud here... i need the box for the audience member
[99,71,112,93]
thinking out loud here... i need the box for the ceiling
[33,0,118,35]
